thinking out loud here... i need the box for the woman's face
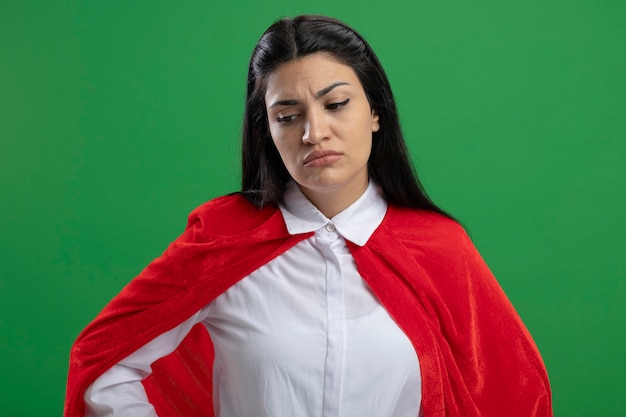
[264,53,379,211]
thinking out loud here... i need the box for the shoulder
[384,205,469,245]
[377,205,476,262]
[376,206,491,283]
[189,193,267,218]
[185,193,283,239]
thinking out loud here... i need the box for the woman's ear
[371,110,380,132]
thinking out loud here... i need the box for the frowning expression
[265,53,380,205]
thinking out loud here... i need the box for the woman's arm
[84,309,208,417]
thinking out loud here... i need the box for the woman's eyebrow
[269,81,351,108]
[269,99,299,108]
[316,81,350,98]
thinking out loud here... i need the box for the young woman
[65,15,552,417]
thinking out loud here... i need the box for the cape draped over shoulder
[64,194,552,417]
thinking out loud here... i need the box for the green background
[1,1,624,415]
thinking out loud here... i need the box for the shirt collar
[278,180,388,247]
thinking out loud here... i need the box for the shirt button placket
[318,225,344,417]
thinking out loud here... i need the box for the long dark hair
[241,15,452,219]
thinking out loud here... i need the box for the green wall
[1,1,624,415]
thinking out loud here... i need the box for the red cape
[64,194,552,417]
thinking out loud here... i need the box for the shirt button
[325,223,336,232]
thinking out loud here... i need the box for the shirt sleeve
[84,308,209,417]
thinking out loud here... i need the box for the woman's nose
[302,110,330,144]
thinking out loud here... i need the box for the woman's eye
[326,98,350,110]
[276,114,298,123]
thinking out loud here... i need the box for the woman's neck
[299,180,368,219]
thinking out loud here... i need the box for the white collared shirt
[85,181,421,417]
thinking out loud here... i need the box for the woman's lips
[303,150,343,167]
